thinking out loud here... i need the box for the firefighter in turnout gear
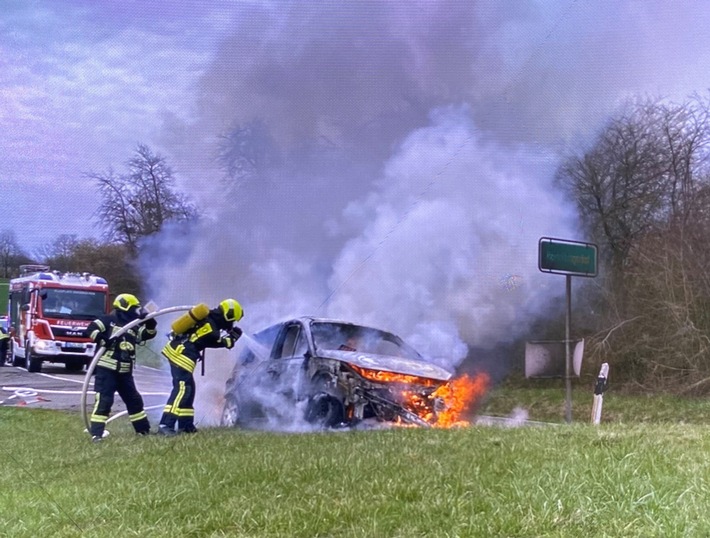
[158,299,243,436]
[85,293,157,442]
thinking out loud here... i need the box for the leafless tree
[33,234,79,271]
[0,230,29,278]
[557,101,669,280]
[89,144,198,252]
[216,119,280,188]
[35,236,142,296]
[557,94,710,390]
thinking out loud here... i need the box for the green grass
[2,387,710,537]
[480,382,710,424]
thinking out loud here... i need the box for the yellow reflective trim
[170,381,187,414]
[98,357,118,369]
[129,411,147,422]
[191,323,212,341]
[91,393,108,423]
[162,344,195,372]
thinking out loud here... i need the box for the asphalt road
[0,362,173,420]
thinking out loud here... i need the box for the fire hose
[80,305,194,432]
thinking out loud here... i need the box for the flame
[393,372,490,428]
[349,365,441,387]
[429,372,490,428]
[348,363,490,428]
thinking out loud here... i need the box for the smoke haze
[18,0,695,426]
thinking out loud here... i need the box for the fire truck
[8,265,110,373]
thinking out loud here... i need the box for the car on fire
[221,317,459,430]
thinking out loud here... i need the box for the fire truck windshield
[41,289,106,320]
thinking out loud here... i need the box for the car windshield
[311,321,422,360]
[40,289,107,320]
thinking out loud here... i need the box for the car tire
[221,397,240,427]
[305,392,345,428]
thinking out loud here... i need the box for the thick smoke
[142,104,577,427]
[140,1,707,426]
[323,106,576,365]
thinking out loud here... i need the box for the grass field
[2,385,710,537]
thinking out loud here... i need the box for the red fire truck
[8,265,110,373]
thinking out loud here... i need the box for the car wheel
[221,397,240,427]
[305,392,345,428]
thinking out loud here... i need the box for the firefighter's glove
[229,326,243,341]
[223,336,235,350]
[137,307,149,320]
[143,317,158,331]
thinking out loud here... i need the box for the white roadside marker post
[591,362,609,425]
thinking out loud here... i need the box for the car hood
[321,350,453,382]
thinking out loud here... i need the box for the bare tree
[34,234,80,272]
[557,95,710,390]
[0,230,29,278]
[34,236,142,296]
[89,144,198,252]
[216,119,280,187]
[557,101,669,279]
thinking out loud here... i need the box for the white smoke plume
[142,105,577,427]
[136,1,709,426]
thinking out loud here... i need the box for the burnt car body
[221,317,454,430]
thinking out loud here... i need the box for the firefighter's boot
[157,425,177,437]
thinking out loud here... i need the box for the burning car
[221,317,488,430]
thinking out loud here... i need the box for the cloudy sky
[3,1,710,374]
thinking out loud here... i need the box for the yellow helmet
[113,293,140,312]
[219,298,243,323]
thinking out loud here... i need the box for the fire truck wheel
[25,347,42,373]
[12,342,23,367]
[65,361,84,372]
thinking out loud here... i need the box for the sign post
[538,237,598,423]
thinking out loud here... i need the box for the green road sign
[539,237,598,277]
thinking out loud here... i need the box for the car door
[268,321,309,401]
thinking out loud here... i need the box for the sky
[3,1,710,393]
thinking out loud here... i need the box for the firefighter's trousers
[90,366,150,437]
[159,362,197,432]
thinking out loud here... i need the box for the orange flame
[429,372,490,428]
[348,364,491,428]
[393,372,490,428]
[349,365,441,387]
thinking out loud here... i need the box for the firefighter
[86,293,157,442]
[0,325,9,366]
[158,298,243,436]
